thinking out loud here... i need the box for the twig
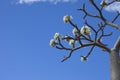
[61,50,73,62]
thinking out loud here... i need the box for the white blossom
[81,56,88,62]
[100,0,108,7]
[69,39,75,46]
[50,39,56,47]
[72,28,78,35]
[54,33,61,40]
[63,15,73,23]
[80,26,90,35]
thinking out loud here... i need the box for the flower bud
[54,33,61,40]
[81,56,88,62]
[80,26,90,35]
[100,0,108,7]
[69,39,75,46]
[50,39,56,47]
[72,28,78,35]
[65,35,71,42]
[63,15,73,23]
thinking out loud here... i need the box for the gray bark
[110,37,120,80]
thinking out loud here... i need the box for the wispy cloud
[18,0,77,4]
[105,2,120,12]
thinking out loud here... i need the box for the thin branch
[73,42,95,51]
[85,20,97,33]
[107,1,116,6]
[78,37,83,46]
[81,34,93,42]
[90,0,106,21]
[61,50,73,62]
[97,22,105,33]
[85,20,98,41]
[90,0,120,30]
[86,46,95,58]
[102,32,113,37]
[56,46,71,50]
[69,20,79,30]
[112,11,120,23]
[78,3,100,19]
[57,39,71,50]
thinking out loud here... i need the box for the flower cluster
[80,26,90,35]
[81,56,88,62]
[63,15,73,23]
[50,15,91,48]
[50,33,61,47]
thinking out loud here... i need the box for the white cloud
[105,2,120,12]
[18,0,77,4]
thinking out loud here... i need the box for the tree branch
[105,21,120,30]
[112,11,120,23]
[90,0,106,21]
[78,3,100,19]
[61,50,73,62]
[51,0,119,62]
[86,45,95,58]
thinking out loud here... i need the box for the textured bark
[110,37,120,80]
[110,49,120,80]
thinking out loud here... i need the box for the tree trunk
[110,37,120,80]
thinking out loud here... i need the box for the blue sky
[0,0,120,80]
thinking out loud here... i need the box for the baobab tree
[50,0,120,80]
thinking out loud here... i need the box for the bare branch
[95,41,111,52]
[112,11,120,23]
[90,0,106,21]
[90,0,120,30]
[61,50,73,62]
[85,20,98,41]
[73,42,95,51]
[69,20,79,31]
[51,0,119,62]
[107,1,116,5]
[78,3,100,19]
[85,20,97,33]
[57,39,71,50]
[56,46,71,50]
[86,46,95,58]
[105,21,120,30]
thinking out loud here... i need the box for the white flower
[80,26,90,35]
[100,0,108,7]
[81,56,88,62]
[72,28,78,35]
[50,39,56,47]
[63,15,73,23]
[69,39,75,46]
[54,33,61,40]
